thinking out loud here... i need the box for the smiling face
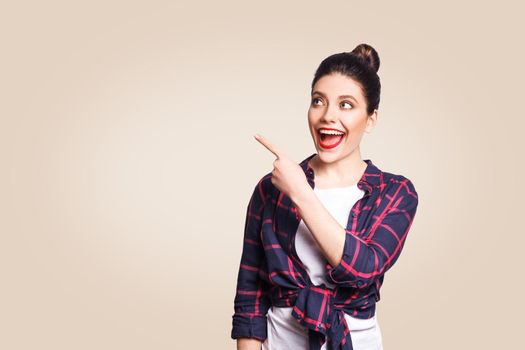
[308,72,378,164]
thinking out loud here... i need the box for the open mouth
[318,130,345,149]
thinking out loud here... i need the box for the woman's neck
[308,153,367,188]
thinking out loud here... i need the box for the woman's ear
[364,109,378,133]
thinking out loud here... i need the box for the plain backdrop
[1,1,523,349]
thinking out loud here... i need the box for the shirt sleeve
[326,178,419,289]
[231,177,272,341]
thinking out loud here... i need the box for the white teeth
[319,129,345,136]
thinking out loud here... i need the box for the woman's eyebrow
[312,91,358,103]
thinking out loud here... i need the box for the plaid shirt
[231,153,419,350]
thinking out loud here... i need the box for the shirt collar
[299,153,382,195]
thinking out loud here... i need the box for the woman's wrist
[290,184,315,208]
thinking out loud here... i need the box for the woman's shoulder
[245,171,275,206]
[372,162,418,198]
[254,170,275,196]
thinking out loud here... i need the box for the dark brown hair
[311,43,381,116]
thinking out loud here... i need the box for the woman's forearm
[291,187,346,267]
[237,338,262,350]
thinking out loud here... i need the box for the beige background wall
[1,1,523,349]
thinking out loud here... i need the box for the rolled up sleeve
[327,178,419,289]
[231,177,272,341]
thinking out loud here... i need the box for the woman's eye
[311,98,322,106]
[341,101,353,109]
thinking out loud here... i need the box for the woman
[231,43,419,350]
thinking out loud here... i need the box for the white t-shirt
[262,184,384,350]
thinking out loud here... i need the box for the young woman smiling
[232,43,419,350]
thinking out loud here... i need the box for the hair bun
[351,43,380,73]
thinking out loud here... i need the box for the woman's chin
[316,149,342,162]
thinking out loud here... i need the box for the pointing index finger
[254,134,282,159]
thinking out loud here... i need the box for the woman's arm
[231,177,272,342]
[291,177,419,289]
[291,186,346,268]
[237,338,263,350]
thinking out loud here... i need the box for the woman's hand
[254,134,310,203]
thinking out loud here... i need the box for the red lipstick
[317,128,345,149]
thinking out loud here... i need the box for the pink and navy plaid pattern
[231,153,419,350]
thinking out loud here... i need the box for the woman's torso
[262,184,384,350]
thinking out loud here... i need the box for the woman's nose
[321,113,337,123]
[321,103,339,123]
